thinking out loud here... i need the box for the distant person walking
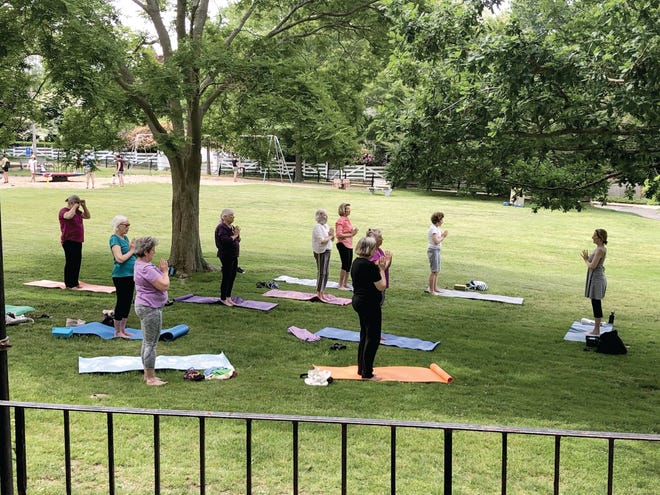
[115,154,126,186]
[231,154,241,182]
[28,154,38,182]
[83,152,95,189]
[1,154,10,184]
[581,229,608,336]
[59,195,91,288]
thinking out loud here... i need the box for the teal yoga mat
[5,305,36,316]
[52,322,189,341]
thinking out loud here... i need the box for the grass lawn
[1,178,658,494]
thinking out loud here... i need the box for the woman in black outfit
[214,208,241,306]
[350,236,390,381]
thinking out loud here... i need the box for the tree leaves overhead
[377,0,659,210]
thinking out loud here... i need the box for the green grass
[1,180,659,494]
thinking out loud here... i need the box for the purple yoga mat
[174,294,277,311]
[262,289,351,306]
[288,326,321,342]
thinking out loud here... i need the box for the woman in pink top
[335,203,359,290]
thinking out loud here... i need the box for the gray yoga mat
[79,353,233,373]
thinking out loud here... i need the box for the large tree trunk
[167,147,211,275]
[295,154,304,182]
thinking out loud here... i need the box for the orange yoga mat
[313,363,453,383]
[24,280,116,293]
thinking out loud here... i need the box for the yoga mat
[313,364,453,383]
[53,322,189,341]
[24,280,116,293]
[79,353,233,374]
[563,321,613,342]
[434,289,524,305]
[263,289,351,306]
[5,305,35,316]
[315,327,440,351]
[274,275,340,289]
[174,293,277,311]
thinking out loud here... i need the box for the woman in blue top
[110,215,136,338]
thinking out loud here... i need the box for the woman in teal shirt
[110,215,136,338]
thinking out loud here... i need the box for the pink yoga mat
[24,280,116,293]
[263,289,351,306]
[313,364,453,383]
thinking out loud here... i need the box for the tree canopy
[374,0,659,210]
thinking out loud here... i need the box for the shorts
[427,248,441,272]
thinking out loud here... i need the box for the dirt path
[591,202,660,221]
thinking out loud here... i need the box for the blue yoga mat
[52,322,189,341]
[315,327,440,351]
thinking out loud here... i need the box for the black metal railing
[1,400,658,495]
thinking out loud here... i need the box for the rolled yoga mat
[52,322,189,341]
[313,364,453,383]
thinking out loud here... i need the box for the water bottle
[608,311,615,325]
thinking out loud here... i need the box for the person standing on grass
[28,154,38,182]
[426,211,448,295]
[351,236,388,381]
[335,202,359,290]
[215,208,241,306]
[83,152,95,189]
[133,236,170,386]
[582,229,608,336]
[115,154,126,187]
[367,228,392,305]
[312,209,335,302]
[1,153,10,184]
[59,194,91,288]
[109,215,136,339]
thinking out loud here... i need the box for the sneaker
[237,267,245,274]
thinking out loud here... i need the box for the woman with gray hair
[350,236,388,381]
[312,209,335,301]
[109,215,136,338]
[133,236,170,386]
[214,208,241,306]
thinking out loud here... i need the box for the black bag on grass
[597,330,627,355]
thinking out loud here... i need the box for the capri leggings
[336,243,353,272]
[113,276,135,320]
[591,299,603,319]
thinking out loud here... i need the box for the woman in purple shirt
[133,236,170,386]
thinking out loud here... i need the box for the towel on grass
[24,280,116,293]
[79,353,233,374]
[313,364,453,383]
[5,305,36,316]
[434,289,524,305]
[564,321,614,342]
[274,275,340,289]
[288,326,321,342]
[315,327,440,351]
[263,289,351,306]
[174,293,278,311]
[53,322,189,341]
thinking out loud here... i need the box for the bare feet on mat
[145,378,168,386]
[114,331,132,339]
[220,298,234,307]
[585,331,600,336]
[361,375,382,381]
